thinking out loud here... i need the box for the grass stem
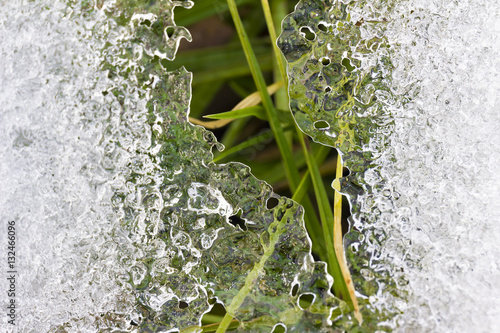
[226,0,300,191]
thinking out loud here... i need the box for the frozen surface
[0,2,136,331]
[280,0,500,331]
[1,0,499,331]
[0,1,349,331]
[381,0,500,331]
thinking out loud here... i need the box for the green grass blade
[215,195,294,333]
[213,130,274,163]
[175,0,254,27]
[260,0,288,86]
[216,1,303,331]
[262,0,329,262]
[292,144,330,257]
[204,106,267,121]
[261,0,356,312]
[219,118,249,150]
[270,0,289,110]
[193,55,273,85]
[168,41,270,73]
[291,145,329,203]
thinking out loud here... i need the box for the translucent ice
[378,0,500,331]
[280,0,500,331]
[0,2,136,331]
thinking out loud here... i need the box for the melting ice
[1,1,341,331]
[0,0,499,332]
[279,0,500,331]
[0,1,136,331]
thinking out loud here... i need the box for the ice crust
[0,2,135,331]
[279,0,500,331]
[0,0,499,332]
[1,1,343,331]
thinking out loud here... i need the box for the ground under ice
[0,0,499,332]
[279,0,500,330]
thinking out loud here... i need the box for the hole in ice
[266,197,279,209]
[298,293,315,309]
[165,26,175,38]
[178,300,189,309]
[314,120,330,130]
[321,57,331,66]
[140,19,152,27]
[228,211,247,231]
[341,57,356,72]
[350,243,359,253]
[271,323,287,333]
[291,283,299,296]
[300,26,316,41]
[201,302,235,327]
[317,23,328,32]
[342,166,350,177]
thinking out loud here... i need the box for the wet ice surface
[0,1,346,331]
[1,0,499,331]
[0,2,135,331]
[380,0,500,331]
[280,0,500,331]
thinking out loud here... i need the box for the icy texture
[280,0,500,331]
[0,1,348,331]
[111,66,346,331]
[278,0,394,178]
[278,0,399,326]
[376,0,500,331]
[2,0,498,331]
[0,2,135,331]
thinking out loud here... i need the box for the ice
[0,1,350,331]
[379,0,500,330]
[0,2,136,331]
[1,0,499,331]
[280,0,500,331]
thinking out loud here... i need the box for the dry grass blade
[189,81,283,129]
[332,156,362,323]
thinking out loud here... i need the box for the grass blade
[260,0,288,86]
[261,0,359,317]
[216,1,304,331]
[190,82,282,128]
[213,130,274,163]
[204,106,266,121]
[298,135,351,300]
